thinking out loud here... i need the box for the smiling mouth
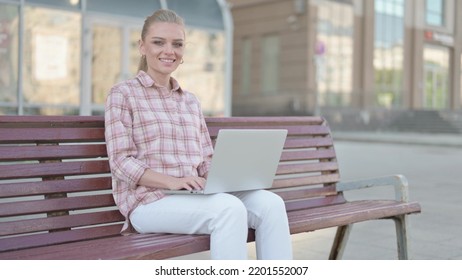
[159,58,176,63]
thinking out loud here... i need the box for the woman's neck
[147,70,171,90]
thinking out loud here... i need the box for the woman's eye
[173,42,184,48]
[153,41,164,46]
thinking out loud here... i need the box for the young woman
[104,9,292,260]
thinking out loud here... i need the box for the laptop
[164,129,287,195]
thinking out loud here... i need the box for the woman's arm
[138,169,206,191]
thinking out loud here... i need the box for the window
[174,29,226,116]
[423,45,449,109]
[315,0,354,107]
[374,0,404,108]
[261,34,279,95]
[91,24,122,106]
[240,37,252,95]
[426,0,445,27]
[0,3,19,114]
[23,7,81,115]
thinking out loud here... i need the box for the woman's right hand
[170,176,206,191]
[138,169,206,191]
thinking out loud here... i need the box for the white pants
[130,190,293,260]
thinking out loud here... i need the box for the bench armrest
[336,174,409,202]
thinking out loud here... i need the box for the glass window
[173,29,225,116]
[23,6,81,115]
[374,0,404,108]
[240,37,252,95]
[426,0,445,26]
[315,0,354,107]
[87,0,161,19]
[167,0,225,30]
[27,0,81,10]
[91,24,122,106]
[261,34,279,95]
[129,29,141,77]
[423,45,449,109]
[0,3,19,115]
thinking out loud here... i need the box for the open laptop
[164,129,287,195]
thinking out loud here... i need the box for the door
[423,44,450,109]
[82,17,140,115]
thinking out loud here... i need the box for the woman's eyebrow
[149,37,183,42]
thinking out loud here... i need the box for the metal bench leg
[393,215,409,260]
[329,224,353,260]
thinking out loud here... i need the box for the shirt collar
[136,71,184,94]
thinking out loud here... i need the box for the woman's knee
[211,193,248,219]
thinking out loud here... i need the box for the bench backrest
[0,116,343,253]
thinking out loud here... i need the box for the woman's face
[139,22,185,82]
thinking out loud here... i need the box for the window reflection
[374,0,404,108]
[240,37,252,96]
[23,7,81,115]
[261,34,279,95]
[173,29,225,116]
[92,24,122,105]
[426,0,445,26]
[315,0,354,107]
[0,4,19,114]
[423,45,449,109]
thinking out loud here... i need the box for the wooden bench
[0,115,421,260]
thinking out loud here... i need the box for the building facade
[0,0,231,116]
[229,0,462,132]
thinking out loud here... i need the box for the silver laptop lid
[203,129,287,194]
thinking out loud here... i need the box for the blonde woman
[104,9,292,260]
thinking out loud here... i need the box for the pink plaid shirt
[105,71,213,234]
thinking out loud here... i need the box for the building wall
[229,0,462,131]
[0,0,227,116]
[230,0,313,116]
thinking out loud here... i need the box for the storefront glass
[423,44,449,109]
[0,3,19,114]
[315,0,354,107]
[374,0,404,108]
[23,6,81,115]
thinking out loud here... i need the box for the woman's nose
[163,44,174,54]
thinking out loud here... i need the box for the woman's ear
[138,39,146,56]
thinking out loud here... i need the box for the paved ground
[173,132,462,260]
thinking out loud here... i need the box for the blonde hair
[138,9,185,72]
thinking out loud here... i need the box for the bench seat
[0,116,421,260]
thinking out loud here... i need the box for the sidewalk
[332,131,462,148]
[173,130,462,260]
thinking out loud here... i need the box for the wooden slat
[285,195,346,212]
[276,161,339,175]
[284,137,334,149]
[0,224,122,253]
[0,115,104,127]
[206,116,325,126]
[272,173,340,189]
[275,185,338,201]
[287,200,422,234]
[0,210,123,236]
[0,194,115,217]
[0,177,112,198]
[280,149,336,162]
[0,233,210,260]
[207,125,330,138]
[0,144,108,161]
[0,160,110,180]
[0,128,105,143]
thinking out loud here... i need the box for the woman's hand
[138,169,206,191]
[170,176,206,191]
